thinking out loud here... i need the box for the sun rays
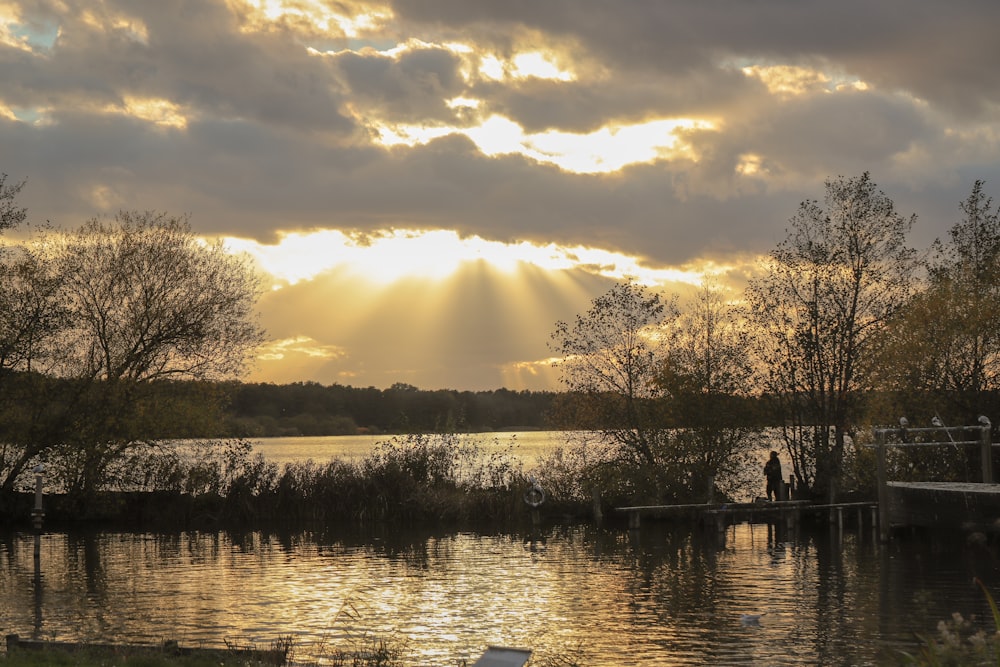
[231,227,720,390]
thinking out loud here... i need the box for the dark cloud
[390,0,1000,119]
[331,46,467,123]
[4,0,1000,388]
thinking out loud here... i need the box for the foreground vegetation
[0,651,267,667]
[896,578,1000,666]
[0,647,285,667]
[0,429,754,528]
[0,634,400,667]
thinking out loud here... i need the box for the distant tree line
[219,381,558,436]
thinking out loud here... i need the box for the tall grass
[41,433,547,527]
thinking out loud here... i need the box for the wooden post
[981,425,993,484]
[31,469,44,575]
[876,429,889,542]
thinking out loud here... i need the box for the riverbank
[3,635,289,666]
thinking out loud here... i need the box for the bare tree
[747,173,918,500]
[658,282,762,500]
[38,211,265,496]
[549,279,678,466]
[0,176,70,493]
[0,174,27,233]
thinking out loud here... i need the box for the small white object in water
[740,613,765,625]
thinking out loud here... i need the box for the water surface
[2,522,997,666]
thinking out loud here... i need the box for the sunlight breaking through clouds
[478,51,576,82]
[376,116,713,174]
[742,64,869,97]
[107,96,189,129]
[236,0,392,36]
[257,335,345,362]
[225,229,707,288]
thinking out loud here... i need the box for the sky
[2,1,1000,392]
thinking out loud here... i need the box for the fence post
[981,425,993,484]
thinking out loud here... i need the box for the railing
[871,420,992,541]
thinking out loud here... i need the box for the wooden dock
[614,420,1000,542]
[884,481,1000,534]
[875,421,997,540]
[615,499,875,534]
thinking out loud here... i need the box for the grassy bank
[1,649,278,667]
[0,635,410,667]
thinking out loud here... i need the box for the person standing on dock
[764,451,783,501]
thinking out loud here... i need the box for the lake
[1,522,997,666]
[2,433,997,665]
[249,430,569,469]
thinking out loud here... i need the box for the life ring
[523,482,546,508]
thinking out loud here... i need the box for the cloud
[3,0,1000,389]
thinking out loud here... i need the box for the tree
[657,282,763,500]
[0,174,41,374]
[549,279,678,466]
[746,173,918,501]
[0,176,71,493]
[0,253,70,492]
[39,211,264,496]
[871,181,1000,425]
[0,174,27,233]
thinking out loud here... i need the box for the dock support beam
[876,429,889,542]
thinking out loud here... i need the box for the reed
[3,432,605,527]
[898,577,1000,666]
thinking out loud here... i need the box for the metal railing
[871,419,992,541]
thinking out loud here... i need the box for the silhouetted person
[764,450,783,501]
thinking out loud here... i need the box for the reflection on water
[2,522,999,666]
[250,430,571,469]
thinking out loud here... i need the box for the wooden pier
[615,499,876,534]
[875,421,998,541]
[610,422,1000,541]
[616,419,998,541]
[883,481,1000,534]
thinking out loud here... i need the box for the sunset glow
[238,0,391,36]
[112,96,189,129]
[5,0,995,390]
[226,230,708,289]
[376,116,712,174]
